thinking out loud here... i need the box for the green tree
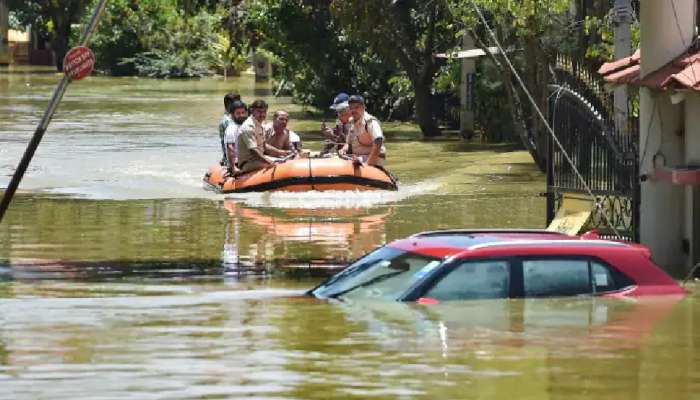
[88,0,173,75]
[452,0,571,170]
[248,0,396,116]
[8,0,91,71]
[121,10,222,78]
[332,0,461,137]
[89,0,242,79]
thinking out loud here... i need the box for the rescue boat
[203,157,398,193]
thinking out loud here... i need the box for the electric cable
[471,2,623,239]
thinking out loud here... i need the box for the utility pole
[612,0,633,134]
[0,0,9,65]
[460,32,475,138]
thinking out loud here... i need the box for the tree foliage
[7,0,633,167]
[8,0,91,70]
[451,0,572,170]
[247,0,397,117]
[332,0,461,137]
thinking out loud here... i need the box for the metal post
[612,0,633,135]
[0,0,9,65]
[0,0,108,224]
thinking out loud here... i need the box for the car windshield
[310,246,442,300]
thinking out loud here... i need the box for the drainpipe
[612,0,632,135]
[639,0,695,275]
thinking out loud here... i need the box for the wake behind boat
[203,157,398,193]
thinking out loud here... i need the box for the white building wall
[639,89,687,273]
[685,94,700,267]
[639,0,695,274]
[640,0,694,76]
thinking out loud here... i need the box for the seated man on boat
[339,95,386,167]
[236,100,291,174]
[321,92,352,155]
[223,100,248,173]
[218,92,240,163]
[265,110,302,157]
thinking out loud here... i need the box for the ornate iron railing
[547,56,640,241]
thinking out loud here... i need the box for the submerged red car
[309,229,686,302]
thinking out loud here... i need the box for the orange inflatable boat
[203,157,398,193]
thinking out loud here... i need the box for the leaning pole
[0,0,108,224]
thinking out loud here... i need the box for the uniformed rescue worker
[339,95,386,167]
[236,100,289,174]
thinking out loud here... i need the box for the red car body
[310,229,686,302]
[390,229,685,298]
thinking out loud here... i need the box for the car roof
[388,229,631,258]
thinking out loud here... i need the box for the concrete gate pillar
[253,52,271,82]
[0,0,9,65]
[639,0,695,274]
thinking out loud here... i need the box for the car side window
[523,259,591,297]
[590,259,635,293]
[591,260,616,293]
[423,260,510,301]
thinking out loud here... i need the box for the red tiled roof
[598,47,700,91]
[597,49,640,75]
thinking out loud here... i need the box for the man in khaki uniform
[237,100,278,174]
[339,95,386,167]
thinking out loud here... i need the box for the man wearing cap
[321,92,352,155]
[340,95,386,167]
[237,100,290,174]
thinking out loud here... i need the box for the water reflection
[337,296,684,353]
[221,199,391,274]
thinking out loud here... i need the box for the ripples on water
[2,70,697,399]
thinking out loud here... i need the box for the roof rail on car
[467,239,629,251]
[410,229,569,238]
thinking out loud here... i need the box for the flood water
[1,68,698,399]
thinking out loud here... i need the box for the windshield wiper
[327,270,404,299]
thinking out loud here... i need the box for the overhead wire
[670,0,698,85]
[470,1,623,239]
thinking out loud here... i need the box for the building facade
[601,0,700,275]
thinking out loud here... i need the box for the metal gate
[547,56,640,241]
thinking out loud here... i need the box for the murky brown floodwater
[1,67,698,399]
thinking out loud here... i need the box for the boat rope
[471,2,622,239]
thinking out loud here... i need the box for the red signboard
[63,46,95,81]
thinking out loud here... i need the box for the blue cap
[330,92,350,110]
